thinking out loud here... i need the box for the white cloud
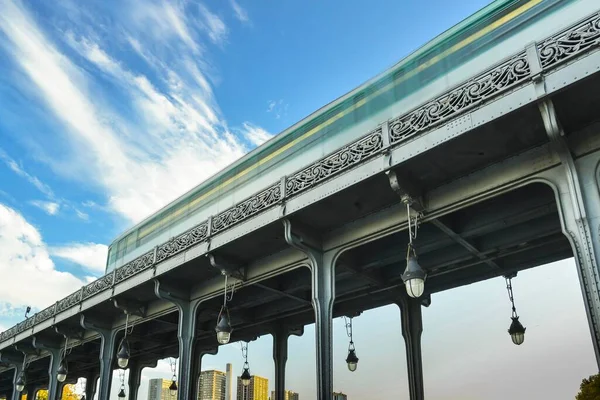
[266,99,288,119]
[74,209,89,221]
[240,122,272,147]
[50,242,108,274]
[0,203,84,311]
[30,200,60,215]
[230,0,249,23]
[199,5,228,45]
[0,149,54,198]
[129,1,199,53]
[0,0,269,227]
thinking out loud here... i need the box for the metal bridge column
[10,363,22,400]
[80,316,118,400]
[283,219,338,400]
[24,384,38,400]
[396,295,425,400]
[32,338,62,400]
[154,280,203,400]
[84,369,99,400]
[272,326,289,400]
[192,347,219,400]
[127,358,156,400]
[538,99,600,367]
[272,324,303,400]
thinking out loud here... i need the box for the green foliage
[576,373,600,400]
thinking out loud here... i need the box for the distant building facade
[147,378,175,400]
[198,370,227,400]
[332,393,347,400]
[270,390,299,400]
[236,375,268,400]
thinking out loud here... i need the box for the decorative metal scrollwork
[539,13,600,69]
[36,305,55,323]
[56,291,82,314]
[116,250,155,283]
[389,54,530,144]
[286,129,383,196]
[82,275,113,300]
[211,184,282,234]
[155,222,209,263]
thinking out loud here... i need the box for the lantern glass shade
[15,375,25,392]
[56,359,68,382]
[169,380,177,396]
[116,340,130,369]
[508,317,526,345]
[405,278,425,298]
[118,388,126,398]
[402,254,427,298]
[215,310,232,345]
[346,349,359,372]
[216,331,231,345]
[241,367,251,386]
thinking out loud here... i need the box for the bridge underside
[3,60,600,398]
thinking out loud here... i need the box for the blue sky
[0,0,597,399]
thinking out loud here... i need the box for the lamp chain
[169,357,177,380]
[505,277,518,318]
[344,317,355,351]
[240,341,249,368]
[406,203,422,258]
[118,369,125,390]
[62,336,70,359]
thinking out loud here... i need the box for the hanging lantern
[505,277,526,346]
[508,316,526,345]
[343,316,359,372]
[215,306,232,345]
[346,348,359,372]
[169,379,178,397]
[116,339,130,368]
[56,359,68,382]
[241,366,251,387]
[118,388,126,398]
[402,250,426,298]
[401,202,426,298]
[15,373,25,392]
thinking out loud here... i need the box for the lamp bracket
[207,253,246,281]
[112,298,147,318]
[420,294,432,307]
[53,326,85,341]
[13,344,39,357]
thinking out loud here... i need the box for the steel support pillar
[10,364,22,400]
[32,338,62,400]
[396,295,425,400]
[538,99,600,367]
[80,316,118,400]
[154,280,203,400]
[25,384,37,400]
[272,324,303,400]
[192,346,218,400]
[127,359,156,400]
[284,219,338,400]
[84,369,99,400]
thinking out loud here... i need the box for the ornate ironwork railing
[1,11,599,344]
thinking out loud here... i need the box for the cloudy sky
[0,0,597,399]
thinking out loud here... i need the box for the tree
[576,373,600,400]
[33,385,78,400]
